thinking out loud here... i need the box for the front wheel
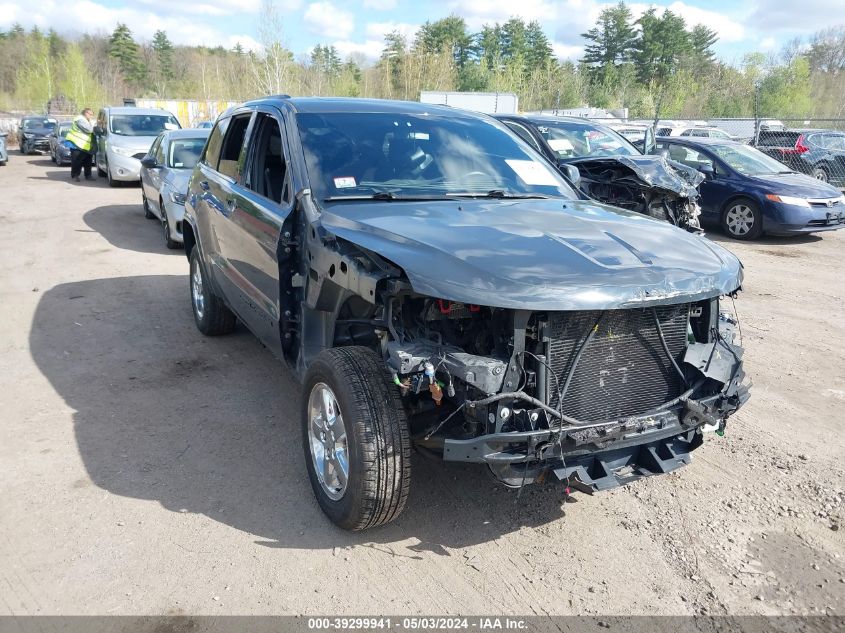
[189,248,236,335]
[812,167,829,183]
[722,198,763,240]
[302,347,411,531]
[107,165,120,188]
[162,209,179,249]
[142,193,155,219]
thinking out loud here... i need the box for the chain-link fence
[610,117,845,191]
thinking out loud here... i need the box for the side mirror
[140,156,158,169]
[560,162,581,188]
[698,162,714,178]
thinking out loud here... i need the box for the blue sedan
[656,137,845,239]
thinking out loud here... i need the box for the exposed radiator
[546,305,689,421]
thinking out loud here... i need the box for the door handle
[199,180,210,191]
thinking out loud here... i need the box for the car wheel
[107,165,121,188]
[142,193,155,219]
[302,347,411,531]
[97,158,106,177]
[189,248,236,335]
[722,198,763,240]
[162,206,179,250]
[811,167,829,183]
[51,150,56,164]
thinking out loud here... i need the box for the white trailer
[419,91,519,114]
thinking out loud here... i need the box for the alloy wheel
[725,204,755,237]
[307,383,349,501]
[191,258,205,320]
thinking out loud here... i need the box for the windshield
[22,118,56,130]
[167,138,206,169]
[296,112,577,201]
[529,120,640,160]
[710,143,795,176]
[110,114,180,137]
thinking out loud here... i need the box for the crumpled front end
[570,155,704,231]
[387,295,749,491]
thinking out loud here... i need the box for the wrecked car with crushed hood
[496,114,704,231]
[183,97,750,531]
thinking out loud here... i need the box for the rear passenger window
[218,114,252,181]
[202,117,229,169]
[245,113,289,205]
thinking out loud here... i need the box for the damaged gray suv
[183,97,750,531]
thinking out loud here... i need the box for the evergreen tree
[580,2,636,73]
[689,24,718,65]
[632,9,691,86]
[311,44,342,76]
[108,23,145,85]
[415,15,472,68]
[525,21,553,70]
[152,30,175,81]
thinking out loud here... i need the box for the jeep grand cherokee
[183,97,750,531]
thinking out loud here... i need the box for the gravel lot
[1,155,843,618]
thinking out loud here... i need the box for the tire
[302,347,411,531]
[812,167,829,183]
[162,207,179,250]
[107,165,121,188]
[142,193,155,219]
[722,198,763,240]
[189,248,236,335]
[97,158,106,177]
[51,150,56,164]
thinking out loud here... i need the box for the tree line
[1,1,843,120]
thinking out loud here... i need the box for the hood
[568,155,703,199]
[165,168,192,194]
[22,126,54,137]
[751,172,842,198]
[319,198,743,311]
[110,136,158,153]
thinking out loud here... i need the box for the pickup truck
[183,96,750,531]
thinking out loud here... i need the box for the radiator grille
[547,305,689,421]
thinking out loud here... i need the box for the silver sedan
[140,128,210,249]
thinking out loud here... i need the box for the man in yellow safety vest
[66,108,96,182]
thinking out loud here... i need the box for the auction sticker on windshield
[505,159,560,186]
[334,176,357,188]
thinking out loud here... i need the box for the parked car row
[754,128,845,188]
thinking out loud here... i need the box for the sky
[0,0,840,65]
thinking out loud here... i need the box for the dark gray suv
[183,97,750,531]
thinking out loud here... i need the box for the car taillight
[783,134,810,154]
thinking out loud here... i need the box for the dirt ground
[0,155,843,618]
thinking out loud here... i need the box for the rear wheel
[302,347,411,531]
[722,198,763,240]
[189,248,236,335]
[812,167,829,183]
